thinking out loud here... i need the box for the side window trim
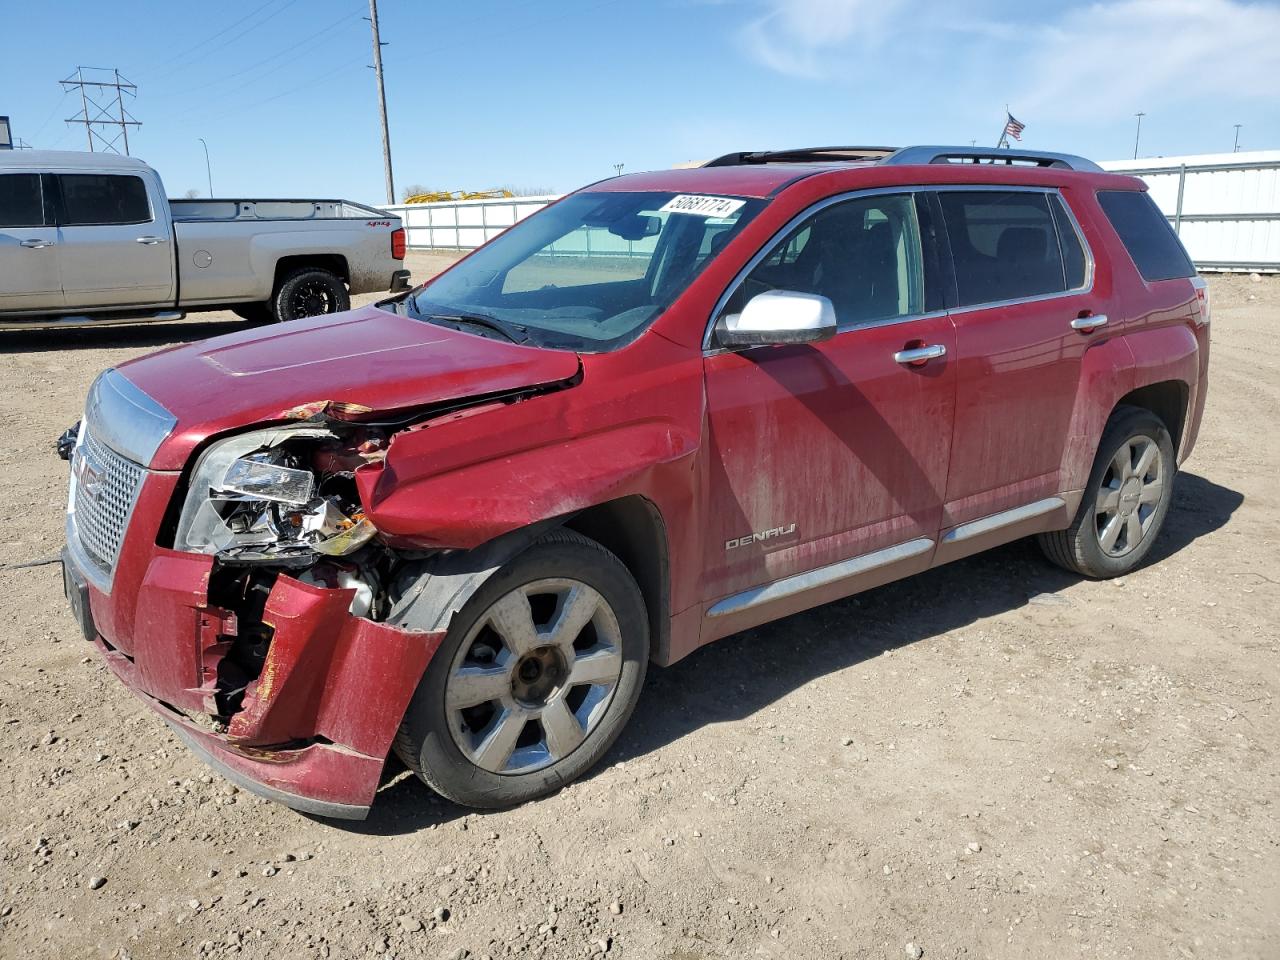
[933,185,1096,316]
[704,186,939,352]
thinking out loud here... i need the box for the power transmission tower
[61,67,140,154]
[366,0,395,205]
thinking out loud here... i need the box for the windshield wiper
[424,312,529,344]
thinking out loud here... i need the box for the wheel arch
[272,253,351,291]
[1113,379,1190,453]
[562,495,671,666]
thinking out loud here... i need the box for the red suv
[61,146,1210,818]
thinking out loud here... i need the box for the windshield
[403,190,766,351]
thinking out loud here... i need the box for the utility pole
[198,138,214,197]
[367,0,395,205]
[1133,111,1145,160]
[61,67,140,154]
[1233,124,1242,153]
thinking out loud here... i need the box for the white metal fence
[381,195,557,250]
[380,150,1280,272]
[1101,151,1280,272]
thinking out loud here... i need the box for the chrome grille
[72,426,146,576]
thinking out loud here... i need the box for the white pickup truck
[0,150,410,329]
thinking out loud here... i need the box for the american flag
[1004,113,1026,141]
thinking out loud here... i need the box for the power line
[61,67,141,155]
[147,0,304,82]
[176,7,363,100]
[143,0,290,75]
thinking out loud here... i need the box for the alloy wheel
[1095,436,1164,557]
[445,578,624,775]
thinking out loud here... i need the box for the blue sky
[3,0,1277,205]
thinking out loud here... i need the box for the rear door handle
[135,236,166,245]
[1071,313,1108,332]
[19,239,55,248]
[893,344,947,364]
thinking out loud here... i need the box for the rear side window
[0,173,46,228]
[57,174,152,226]
[1097,190,1195,282]
[939,191,1072,306]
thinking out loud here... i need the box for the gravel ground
[0,260,1277,960]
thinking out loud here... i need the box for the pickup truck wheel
[272,267,350,322]
[392,530,649,809]
[1038,405,1175,578]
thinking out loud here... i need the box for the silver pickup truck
[0,150,410,329]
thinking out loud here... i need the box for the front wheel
[272,267,350,322]
[1038,405,1176,578]
[392,530,649,808]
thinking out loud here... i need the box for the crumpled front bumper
[65,546,443,819]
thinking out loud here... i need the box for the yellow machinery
[404,189,515,204]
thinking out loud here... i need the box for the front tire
[392,530,649,809]
[272,267,350,322]
[1038,405,1176,578]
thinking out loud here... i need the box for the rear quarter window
[1096,190,1195,282]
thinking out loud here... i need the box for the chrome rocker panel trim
[707,537,935,618]
[941,497,1066,544]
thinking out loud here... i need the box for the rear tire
[392,530,649,809]
[272,267,349,322]
[1038,405,1175,578]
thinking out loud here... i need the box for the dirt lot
[1,258,1277,960]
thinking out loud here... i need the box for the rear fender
[1060,325,1198,493]
[1060,335,1136,494]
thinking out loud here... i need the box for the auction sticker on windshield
[659,194,747,218]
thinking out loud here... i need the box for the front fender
[360,419,698,550]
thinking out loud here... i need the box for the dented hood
[118,304,581,470]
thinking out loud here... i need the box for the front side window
[0,173,45,228]
[57,174,152,226]
[719,193,925,329]
[406,190,765,351]
[939,190,1074,306]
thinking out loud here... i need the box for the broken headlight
[174,426,376,564]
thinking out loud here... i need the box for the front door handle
[1071,313,1108,332]
[135,236,166,245]
[19,239,55,249]
[893,344,947,365]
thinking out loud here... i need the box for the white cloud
[1013,0,1280,117]
[736,0,908,78]
[736,0,1280,117]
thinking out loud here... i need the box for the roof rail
[704,146,898,167]
[882,145,1102,172]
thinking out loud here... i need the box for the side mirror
[718,290,837,348]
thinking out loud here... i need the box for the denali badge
[726,523,797,551]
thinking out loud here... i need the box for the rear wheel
[392,530,649,808]
[272,267,349,322]
[1038,405,1175,578]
